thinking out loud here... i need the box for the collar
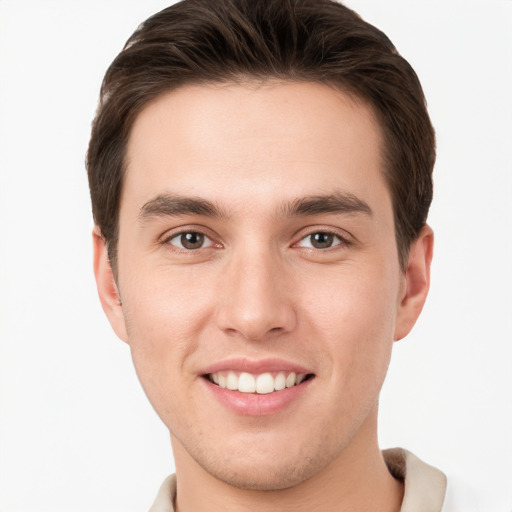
[149,448,446,512]
[383,448,447,512]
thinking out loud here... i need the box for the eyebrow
[138,194,228,223]
[282,192,373,218]
[138,191,372,223]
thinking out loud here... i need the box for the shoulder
[148,474,176,512]
[384,448,506,512]
[384,448,446,512]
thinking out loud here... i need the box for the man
[87,0,445,510]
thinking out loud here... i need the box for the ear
[394,225,434,341]
[92,228,128,343]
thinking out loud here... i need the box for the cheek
[302,263,399,382]
[118,264,217,386]
[121,261,214,335]
[302,259,399,332]
[119,269,213,424]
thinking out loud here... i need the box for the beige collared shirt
[149,448,447,512]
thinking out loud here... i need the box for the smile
[207,371,312,394]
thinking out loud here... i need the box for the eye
[167,231,213,250]
[296,232,344,249]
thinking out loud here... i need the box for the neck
[171,406,404,512]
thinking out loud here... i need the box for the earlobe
[92,228,129,343]
[394,225,434,341]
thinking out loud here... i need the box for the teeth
[209,370,309,394]
[238,372,256,393]
[285,372,296,388]
[256,373,274,394]
[274,372,286,391]
[226,372,238,390]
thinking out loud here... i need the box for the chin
[202,456,321,491]
[179,429,346,492]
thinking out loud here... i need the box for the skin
[94,81,433,512]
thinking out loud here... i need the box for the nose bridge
[216,242,296,341]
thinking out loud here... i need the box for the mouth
[205,371,315,394]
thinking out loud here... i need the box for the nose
[215,250,297,342]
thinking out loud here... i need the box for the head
[88,0,434,493]
[87,0,434,274]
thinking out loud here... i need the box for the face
[94,81,432,490]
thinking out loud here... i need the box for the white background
[0,1,511,510]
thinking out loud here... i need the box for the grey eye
[310,232,334,248]
[168,232,211,250]
[297,232,342,249]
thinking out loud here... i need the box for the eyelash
[163,229,218,251]
[161,228,353,252]
[294,230,352,250]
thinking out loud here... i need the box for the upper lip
[200,357,313,376]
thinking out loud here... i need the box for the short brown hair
[87,0,435,271]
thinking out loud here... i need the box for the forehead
[123,81,388,213]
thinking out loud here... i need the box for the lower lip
[202,377,313,416]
